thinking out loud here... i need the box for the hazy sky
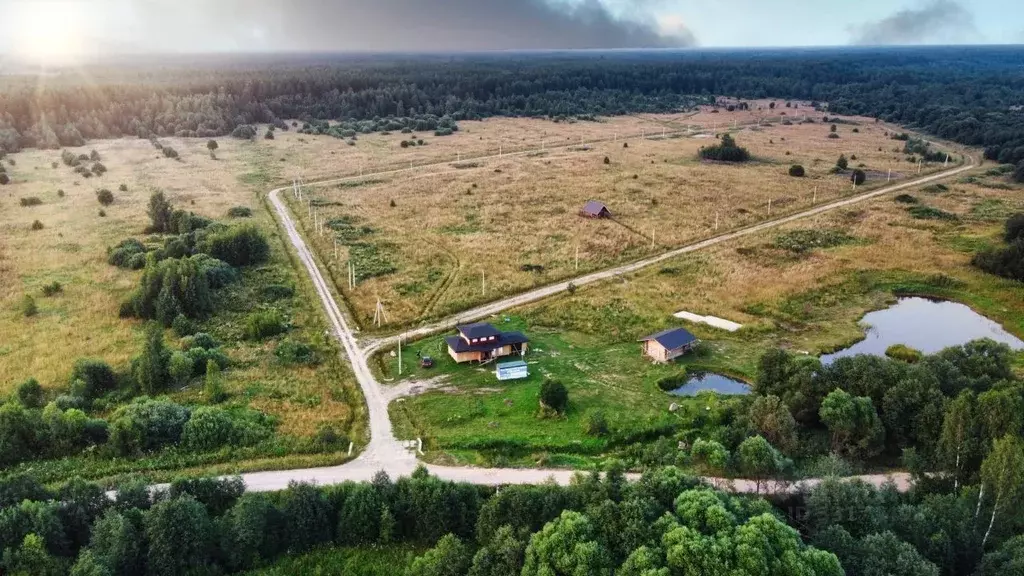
[0,0,1019,59]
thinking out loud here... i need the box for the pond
[822,297,1024,363]
[669,372,750,396]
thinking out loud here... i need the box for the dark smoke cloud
[130,0,697,52]
[849,0,979,45]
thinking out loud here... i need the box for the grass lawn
[378,164,1024,468]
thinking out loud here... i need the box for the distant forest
[1,47,1023,164]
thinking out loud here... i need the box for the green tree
[146,191,174,233]
[689,438,729,476]
[409,533,472,576]
[3,533,62,576]
[851,168,867,185]
[70,549,114,576]
[820,388,884,459]
[144,495,215,576]
[858,531,940,576]
[206,140,218,159]
[468,525,528,576]
[737,436,788,494]
[221,493,284,571]
[204,360,226,403]
[88,509,144,576]
[282,482,333,553]
[135,323,168,395]
[975,534,1024,576]
[181,407,233,451]
[539,379,569,414]
[167,351,193,388]
[978,387,1023,446]
[522,511,612,576]
[618,546,668,576]
[939,390,980,490]
[747,395,798,454]
[15,378,44,409]
[836,154,849,170]
[979,435,1024,547]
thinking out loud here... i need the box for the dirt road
[260,138,975,494]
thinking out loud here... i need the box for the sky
[0,0,1020,61]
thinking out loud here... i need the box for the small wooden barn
[580,200,611,219]
[639,328,699,363]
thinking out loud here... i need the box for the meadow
[379,161,1024,468]
[286,105,957,329]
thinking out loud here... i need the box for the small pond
[670,372,750,396]
[822,297,1024,363]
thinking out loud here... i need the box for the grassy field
[380,162,1024,468]
[0,131,366,480]
[285,110,956,329]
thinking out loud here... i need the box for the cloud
[849,0,980,45]
[118,0,697,53]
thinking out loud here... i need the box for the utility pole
[481,270,486,297]
[813,186,817,205]
[651,228,655,251]
[944,153,949,167]
[715,211,719,232]
[768,198,772,217]
[333,239,338,260]
[887,168,892,182]
[575,244,580,271]
[398,336,402,376]
[373,298,389,327]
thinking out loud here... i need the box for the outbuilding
[580,200,611,219]
[496,360,529,381]
[639,328,699,363]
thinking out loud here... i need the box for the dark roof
[581,200,610,216]
[457,322,501,340]
[639,328,698,350]
[446,331,529,353]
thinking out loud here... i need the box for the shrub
[539,379,568,414]
[699,134,750,162]
[836,155,849,170]
[57,189,64,197]
[973,240,1024,281]
[885,344,922,363]
[400,140,409,148]
[108,398,192,455]
[108,238,147,268]
[70,359,118,399]
[119,183,128,192]
[264,131,275,140]
[850,169,866,185]
[908,205,958,221]
[99,209,106,217]
[31,220,44,230]
[231,125,257,139]
[91,163,107,176]
[788,165,805,177]
[656,374,687,391]
[19,197,43,207]
[584,411,609,437]
[1004,213,1024,243]
[603,156,610,165]
[894,194,918,204]
[41,281,63,296]
[774,229,854,253]
[15,379,45,409]
[245,310,287,340]
[226,206,252,218]
[161,146,179,159]
[172,314,197,337]
[201,225,270,267]
[827,133,840,139]
[96,189,114,205]
[275,339,319,366]
[0,173,9,185]
[21,295,38,317]
[262,284,295,301]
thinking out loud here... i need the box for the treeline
[3,47,1021,162]
[973,213,1024,282]
[1,461,1021,576]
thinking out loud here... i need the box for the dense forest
[0,47,1022,164]
[0,461,1021,576]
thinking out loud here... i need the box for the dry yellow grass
[0,135,362,438]
[283,111,955,329]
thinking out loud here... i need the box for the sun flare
[11,1,87,63]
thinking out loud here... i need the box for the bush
[183,332,220,351]
[70,359,118,400]
[827,133,840,139]
[108,238,147,268]
[245,310,287,340]
[41,281,63,296]
[15,379,45,409]
[91,162,107,176]
[19,197,42,207]
[908,205,958,221]
[699,134,750,162]
[262,284,294,301]
[108,398,192,455]
[21,294,38,317]
[119,183,128,192]
[850,169,866,185]
[201,225,270,267]
[96,189,114,205]
[0,173,9,185]
[275,339,319,366]
[973,240,1024,281]
[226,206,252,218]
[1004,213,1024,243]
[99,209,106,217]
[162,146,179,159]
[584,411,609,437]
[836,155,849,170]
[885,344,922,363]
[57,189,64,197]
[231,125,257,140]
[539,379,568,414]
[774,229,854,253]
[894,194,918,204]
[30,220,44,230]
[172,314,197,337]
[788,165,805,177]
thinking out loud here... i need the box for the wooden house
[580,200,611,219]
[639,328,698,363]
[445,322,529,364]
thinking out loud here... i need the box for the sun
[11,1,87,63]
